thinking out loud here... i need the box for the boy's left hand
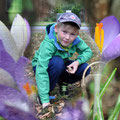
[66,61,79,74]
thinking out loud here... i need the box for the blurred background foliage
[0,0,120,28]
[0,0,120,40]
[3,0,84,23]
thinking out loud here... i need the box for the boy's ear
[55,24,58,33]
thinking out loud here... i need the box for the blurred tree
[53,4,63,13]
[31,0,57,21]
[82,0,113,23]
[52,0,83,16]
[0,0,10,25]
[111,0,120,21]
[71,4,83,16]
[22,0,35,23]
[1,0,120,26]
[8,0,22,22]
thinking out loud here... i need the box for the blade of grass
[94,114,99,120]
[100,68,117,99]
[0,116,5,120]
[88,105,94,119]
[108,94,120,120]
[95,93,104,120]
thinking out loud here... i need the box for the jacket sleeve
[32,50,40,67]
[76,37,93,64]
[35,41,55,104]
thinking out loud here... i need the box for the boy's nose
[66,34,70,39]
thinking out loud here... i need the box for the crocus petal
[73,109,85,120]
[76,98,89,115]
[0,84,29,112]
[0,103,6,118]
[0,40,16,79]
[0,85,37,119]
[0,21,19,61]
[10,14,27,56]
[102,34,120,61]
[24,18,31,49]
[60,110,73,120]
[14,57,30,98]
[59,104,86,120]
[1,105,37,120]
[0,68,16,89]
[14,56,36,101]
[100,16,120,51]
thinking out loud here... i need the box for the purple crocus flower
[24,18,31,49]
[0,14,31,61]
[14,56,37,101]
[0,14,37,119]
[0,84,38,120]
[1,105,37,120]
[0,40,16,88]
[10,14,31,57]
[0,22,35,100]
[58,99,89,120]
[0,21,19,61]
[100,16,120,62]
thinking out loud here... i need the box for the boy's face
[55,24,79,47]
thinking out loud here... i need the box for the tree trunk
[0,0,10,25]
[31,0,52,21]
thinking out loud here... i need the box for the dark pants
[33,56,90,91]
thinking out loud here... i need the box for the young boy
[32,12,92,109]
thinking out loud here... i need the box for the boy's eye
[70,33,76,36]
[71,33,75,36]
[62,31,67,33]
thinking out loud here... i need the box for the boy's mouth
[63,40,69,44]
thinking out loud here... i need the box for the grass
[0,117,5,120]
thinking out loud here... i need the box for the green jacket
[32,24,93,103]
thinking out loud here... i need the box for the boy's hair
[57,22,80,29]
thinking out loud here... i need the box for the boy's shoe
[59,82,69,96]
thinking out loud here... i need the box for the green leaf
[100,68,117,99]
[94,113,99,120]
[0,116,5,120]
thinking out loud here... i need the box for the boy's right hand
[66,60,79,74]
[39,103,54,119]
[42,102,50,108]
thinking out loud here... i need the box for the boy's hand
[42,102,50,108]
[66,61,79,74]
[40,103,55,119]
